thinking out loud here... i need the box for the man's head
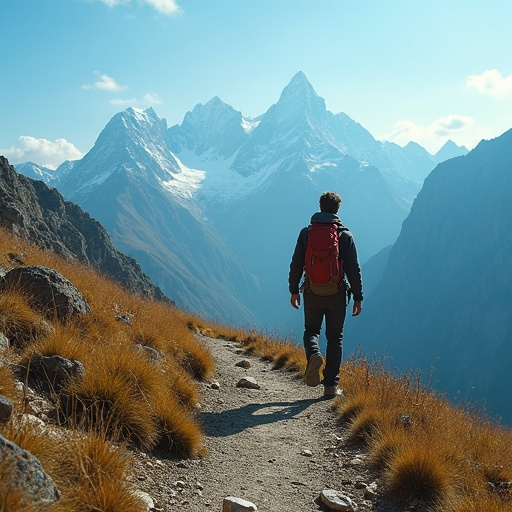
[319,191,341,214]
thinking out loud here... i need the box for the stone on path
[132,490,155,510]
[222,496,258,511]
[235,359,251,369]
[320,489,358,511]
[236,377,260,389]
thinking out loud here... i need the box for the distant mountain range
[348,128,512,423]
[13,71,468,333]
[10,71,512,422]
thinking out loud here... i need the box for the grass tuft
[385,443,452,503]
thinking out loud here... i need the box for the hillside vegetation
[1,226,512,511]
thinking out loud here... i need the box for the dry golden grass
[50,432,144,512]
[0,228,216,508]
[0,291,49,349]
[3,226,512,511]
[384,442,453,502]
[330,356,512,510]
[0,364,18,403]
[191,319,307,374]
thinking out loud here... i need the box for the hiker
[288,191,363,398]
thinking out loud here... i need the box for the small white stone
[236,377,260,389]
[133,490,155,510]
[222,496,258,512]
[320,489,358,511]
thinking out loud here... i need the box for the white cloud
[0,136,83,169]
[382,115,474,153]
[466,69,512,98]
[82,71,128,92]
[143,92,163,105]
[109,92,162,107]
[98,0,181,14]
[144,0,181,14]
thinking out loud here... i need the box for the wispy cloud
[109,92,163,107]
[382,114,474,153]
[82,71,128,92]
[98,0,181,15]
[466,69,512,98]
[1,136,83,169]
[143,92,163,105]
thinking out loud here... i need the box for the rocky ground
[132,335,420,512]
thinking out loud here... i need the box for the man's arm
[288,228,307,305]
[341,231,363,304]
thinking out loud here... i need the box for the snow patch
[308,161,337,173]
[174,148,281,202]
[160,157,205,200]
[241,117,260,135]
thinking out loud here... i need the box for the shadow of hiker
[199,398,318,437]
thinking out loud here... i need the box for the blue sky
[1,0,511,168]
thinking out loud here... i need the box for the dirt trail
[134,335,408,512]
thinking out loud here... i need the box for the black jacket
[288,212,363,302]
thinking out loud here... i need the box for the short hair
[319,191,341,214]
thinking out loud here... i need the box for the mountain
[53,107,260,326]
[15,71,446,334]
[167,96,251,159]
[348,129,512,422]
[433,140,469,163]
[14,162,56,183]
[381,140,438,184]
[0,156,166,301]
[168,71,418,333]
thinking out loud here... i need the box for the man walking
[288,191,363,397]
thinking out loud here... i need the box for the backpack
[304,222,343,296]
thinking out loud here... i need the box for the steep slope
[55,108,260,325]
[349,129,512,422]
[0,156,166,301]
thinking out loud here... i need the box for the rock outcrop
[0,155,167,302]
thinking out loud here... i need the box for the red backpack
[304,222,343,295]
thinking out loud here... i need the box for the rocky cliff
[0,156,167,302]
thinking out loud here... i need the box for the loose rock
[133,490,155,510]
[0,395,13,423]
[320,489,358,511]
[0,433,60,507]
[236,377,260,389]
[222,496,258,511]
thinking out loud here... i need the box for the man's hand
[290,293,301,309]
[352,301,362,317]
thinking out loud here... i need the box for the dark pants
[303,288,347,387]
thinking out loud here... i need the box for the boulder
[0,433,60,506]
[0,395,13,423]
[27,353,85,391]
[1,266,91,320]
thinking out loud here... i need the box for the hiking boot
[304,353,323,387]
[323,385,344,398]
